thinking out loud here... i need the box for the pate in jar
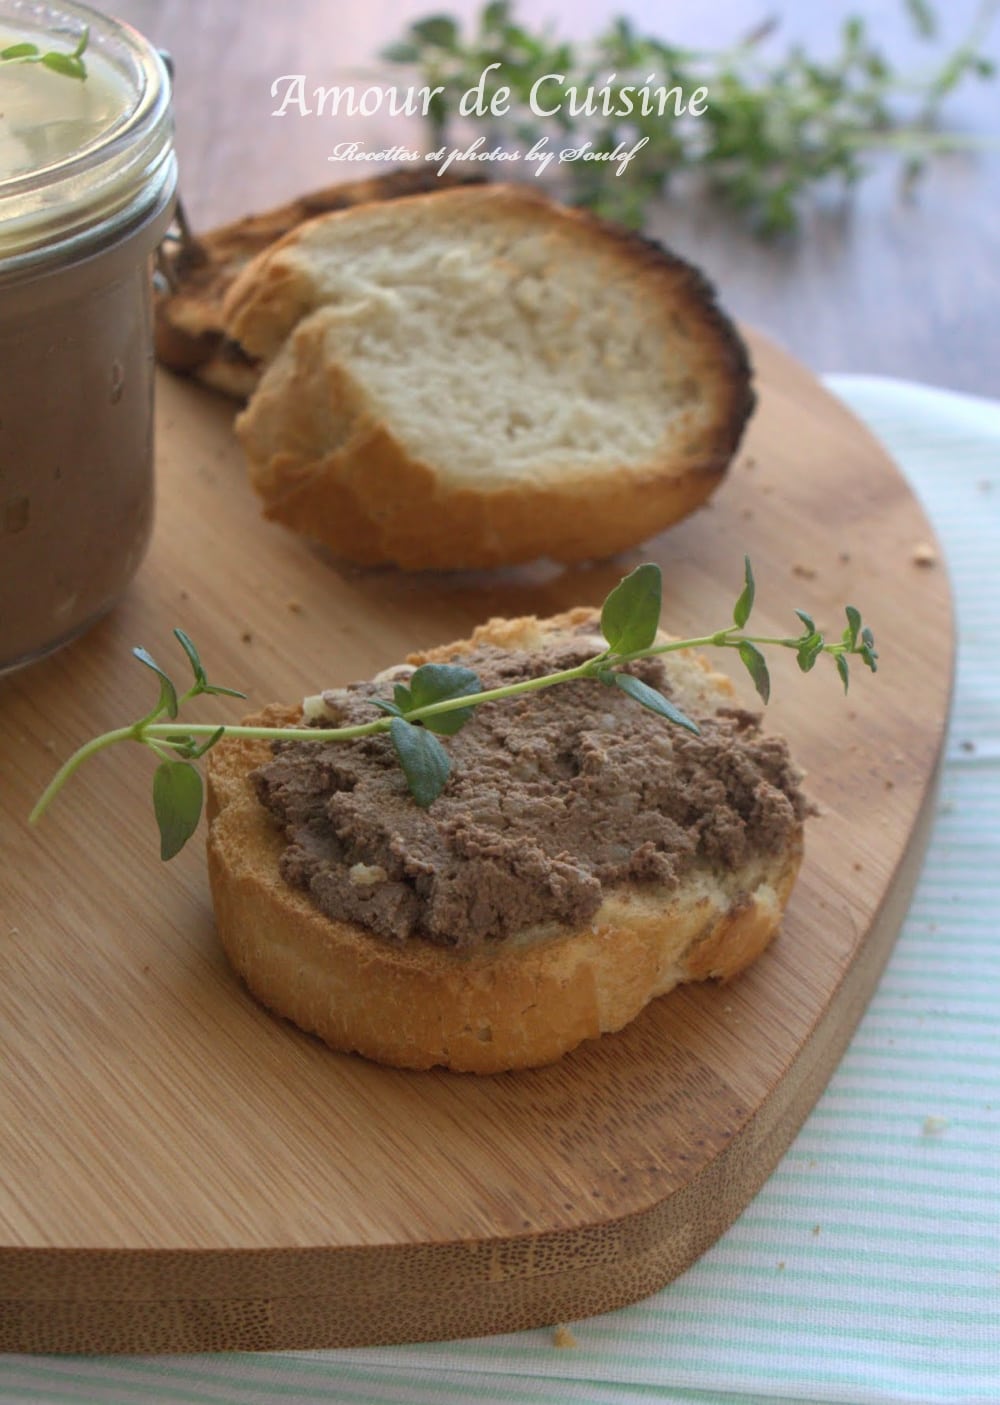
[0,0,176,673]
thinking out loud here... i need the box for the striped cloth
[2,376,997,1404]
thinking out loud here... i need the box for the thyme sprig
[29,559,876,854]
[383,0,997,232]
[30,559,876,859]
[0,25,88,81]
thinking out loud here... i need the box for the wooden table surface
[114,0,1000,396]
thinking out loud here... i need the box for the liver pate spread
[252,637,809,950]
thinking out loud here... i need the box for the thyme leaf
[1,25,89,80]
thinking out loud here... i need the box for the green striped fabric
[1,376,997,1404]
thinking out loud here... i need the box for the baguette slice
[206,610,803,1074]
[154,168,486,398]
[222,186,754,569]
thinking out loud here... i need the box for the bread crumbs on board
[552,1325,579,1348]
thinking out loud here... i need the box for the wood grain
[0,330,952,1352]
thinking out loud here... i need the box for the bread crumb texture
[223,186,754,568]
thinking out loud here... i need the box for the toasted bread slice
[154,168,487,398]
[221,185,754,569]
[206,610,803,1074]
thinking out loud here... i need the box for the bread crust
[223,186,754,570]
[206,612,803,1073]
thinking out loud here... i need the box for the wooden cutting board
[0,332,952,1354]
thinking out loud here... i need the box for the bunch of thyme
[30,559,877,860]
[382,0,997,232]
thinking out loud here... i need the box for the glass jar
[0,0,176,673]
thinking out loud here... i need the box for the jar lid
[0,0,175,271]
